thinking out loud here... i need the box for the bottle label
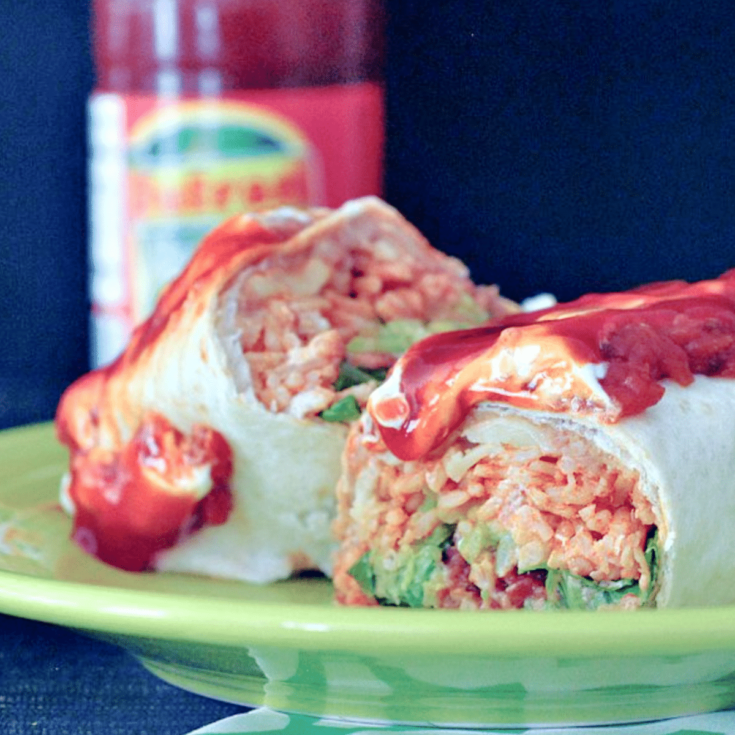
[88,83,384,366]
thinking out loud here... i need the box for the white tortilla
[60,206,345,582]
[344,271,735,609]
[57,196,511,583]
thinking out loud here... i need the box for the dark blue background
[1,0,90,430]
[2,2,735,731]
[387,2,735,298]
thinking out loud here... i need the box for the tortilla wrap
[56,196,515,583]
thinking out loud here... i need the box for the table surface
[0,613,247,735]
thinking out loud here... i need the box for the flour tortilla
[59,205,342,583]
[57,196,509,583]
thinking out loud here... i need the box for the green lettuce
[332,362,388,391]
[319,395,362,423]
[544,571,642,610]
[319,362,387,423]
[545,531,659,610]
[348,525,455,607]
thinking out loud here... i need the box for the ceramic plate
[3,423,735,728]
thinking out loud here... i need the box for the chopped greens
[348,553,377,597]
[319,395,362,423]
[348,524,455,607]
[545,570,642,610]
[644,529,659,592]
[333,362,387,391]
[318,362,388,423]
[545,530,660,610]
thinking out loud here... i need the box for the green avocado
[348,525,455,607]
[351,526,659,611]
[347,310,485,357]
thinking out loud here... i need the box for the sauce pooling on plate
[370,270,735,461]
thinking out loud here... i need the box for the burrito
[333,270,735,610]
[55,196,516,583]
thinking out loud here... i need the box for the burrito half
[333,270,735,609]
[56,196,516,583]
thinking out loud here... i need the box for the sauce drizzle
[369,270,735,461]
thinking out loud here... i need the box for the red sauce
[65,413,233,571]
[93,0,383,95]
[436,549,546,609]
[499,569,548,609]
[371,270,735,461]
[435,546,481,608]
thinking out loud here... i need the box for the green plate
[3,422,735,728]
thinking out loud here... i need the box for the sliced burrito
[55,196,516,583]
[333,271,735,610]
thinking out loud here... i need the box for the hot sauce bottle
[88,0,385,366]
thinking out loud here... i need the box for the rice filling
[333,409,658,610]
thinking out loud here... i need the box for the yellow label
[127,100,320,320]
